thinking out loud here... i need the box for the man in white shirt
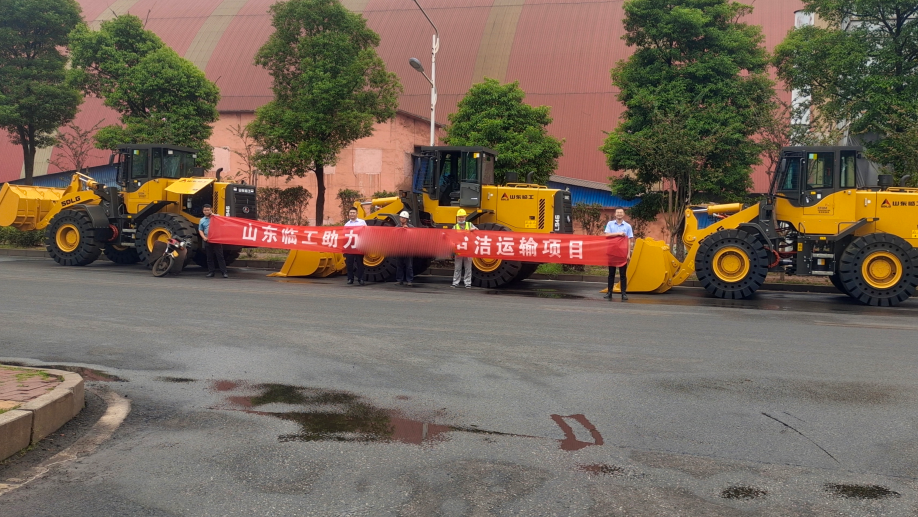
[343,207,367,285]
[603,207,634,301]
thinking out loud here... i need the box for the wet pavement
[1,257,918,515]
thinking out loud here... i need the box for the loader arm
[670,203,762,286]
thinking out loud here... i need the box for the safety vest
[453,222,472,230]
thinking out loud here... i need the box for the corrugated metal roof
[126,0,226,57]
[1,0,805,189]
[549,174,609,191]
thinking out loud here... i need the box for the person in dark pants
[603,207,633,300]
[198,204,228,278]
[343,206,366,285]
[394,211,414,286]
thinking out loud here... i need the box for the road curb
[0,366,84,462]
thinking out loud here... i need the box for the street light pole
[409,0,439,146]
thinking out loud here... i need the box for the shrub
[0,226,44,247]
[572,202,604,235]
[257,186,312,226]
[372,190,398,199]
[336,188,363,222]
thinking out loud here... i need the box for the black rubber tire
[829,273,851,297]
[512,262,541,284]
[223,248,241,266]
[471,223,523,288]
[837,233,918,306]
[152,254,174,277]
[361,218,399,282]
[413,257,432,276]
[103,244,141,264]
[695,229,769,299]
[136,213,196,265]
[45,210,103,266]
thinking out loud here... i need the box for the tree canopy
[0,0,83,185]
[443,79,563,186]
[602,0,776,245]
[774,0,918,182]
[247,0,402,226]
[69,15,220,167]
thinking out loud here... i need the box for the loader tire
[361,218,398,282]
[512,262,541,284]
[104,244,141,264]
[136,213,196,265]
[695,229,769,299]
[471,223,523,288]
[46,210,103,266]
[837,233,918,307]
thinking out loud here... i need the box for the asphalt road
[2,256,918,516]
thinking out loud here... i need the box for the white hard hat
[399,211,410,218]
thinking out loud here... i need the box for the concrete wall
[208,111,437,225]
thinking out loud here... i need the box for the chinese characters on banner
[209,216,629,267]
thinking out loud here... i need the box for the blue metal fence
[5,166,118,189]
[549,181,714,229]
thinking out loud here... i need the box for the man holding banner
[451,209,477,289]
[603,208,634,301]
[394,211,415,286]
[343,207,367,286]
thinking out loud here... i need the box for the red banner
[209,216,629,267]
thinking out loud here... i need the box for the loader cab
[113,144,201,193]
[412,146,496,208]
[771,146,863,207]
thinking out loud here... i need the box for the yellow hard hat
[456,209,468,217]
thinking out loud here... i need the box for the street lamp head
[409,57,425,73]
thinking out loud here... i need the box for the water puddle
[721,486,767,500]
[484,289,584,300]
[214,382,451,444]
[155,376,196,383]
[212,382,604,450]
[824,484,900,499]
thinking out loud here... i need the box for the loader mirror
[108,154,114,166]
[778,158,786,176]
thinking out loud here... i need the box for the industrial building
[0,0,803,225]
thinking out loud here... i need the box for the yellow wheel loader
[0,144,257,268]
[274,146,574,287]
[623,145,918,306]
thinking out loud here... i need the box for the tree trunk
[315,163,326,226]
[16,126,35,186]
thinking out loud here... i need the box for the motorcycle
[151,238,190,277]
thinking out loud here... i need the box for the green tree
[774,1,918,182]
[0,0,83,185]
[444,79,563,185]
[248,0,402,227]
[68,15,220,167]
[602,0,776,240]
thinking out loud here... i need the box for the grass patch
[1,365,58,383]
[0,405,21,415]
[535,263,607,276]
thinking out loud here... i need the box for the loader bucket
[267,250,344,278]
[0,183,65,231]
[601,237,682,294]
